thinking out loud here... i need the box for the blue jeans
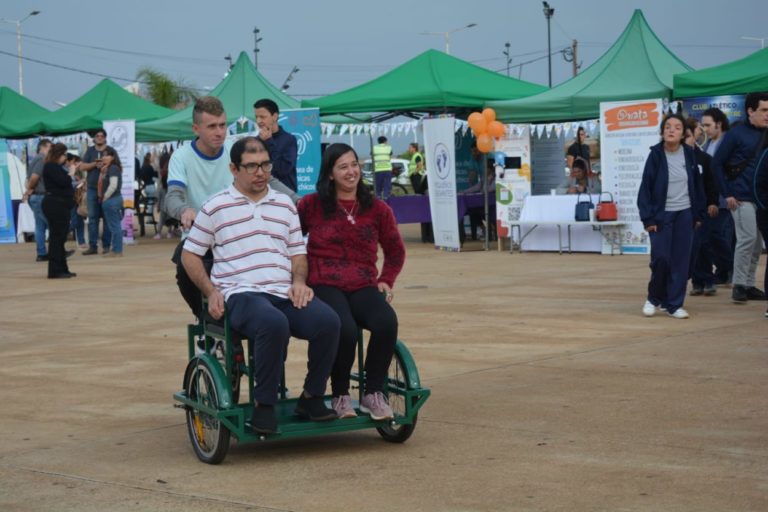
[87,188,111,250]
[227,292,340,405]
[70,208,85,245]
[28,194,48,256]
[101,195,123,254]
[374,171,392,200]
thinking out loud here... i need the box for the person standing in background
[567,126,591,169]
[372,136,393,199]
[80,129,112,255]
[254,98,298,192]
[41,143,77,279]
[22,139,51,262]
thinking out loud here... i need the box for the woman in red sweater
[298,143,406,421]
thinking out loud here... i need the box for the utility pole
[0,10,41,95]
[542,2,555,88]
[253,27,262,69]
[281,66,300,91]
[224,54,233,70]
[571,39,578,76]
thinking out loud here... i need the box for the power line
[0,49,209,91]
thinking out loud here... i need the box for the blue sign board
[280,108,322,197]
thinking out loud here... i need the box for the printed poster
[423,116,460,251]
[279,108,322,197]
[494,125,532,239]
[599,99,663,254]
[0,140,15,244]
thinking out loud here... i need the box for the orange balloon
[476,134,494,153]
[488,120,506,139]
[482,108,496,124]
[468,112,487,135]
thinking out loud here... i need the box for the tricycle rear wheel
[184,358,231,464]
[377,350,417,443]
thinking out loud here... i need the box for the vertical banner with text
[280,108,322,197]
[423,117,460,251]
[495,125,532,239]
[103,120,136,243]
[599,99,663,254]
[0,140,16,244]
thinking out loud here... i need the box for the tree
[136,66,198,109]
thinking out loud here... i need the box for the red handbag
[595,192,618,221]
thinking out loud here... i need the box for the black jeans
[313,286,398,396]
[172,240,213,319]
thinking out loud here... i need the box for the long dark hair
[317,143,373,217]
[102,145,123,171]
[45,142,68,163]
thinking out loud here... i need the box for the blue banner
[280,108,322,197]
[682,95,745,124]
[0,140,17,243]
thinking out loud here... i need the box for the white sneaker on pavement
[668,308,690,319]
[642,300,657,317]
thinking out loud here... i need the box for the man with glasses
[80,129,112,255]
[166,96,299,319]
[181,136,339,433]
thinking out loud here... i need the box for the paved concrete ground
[1,225,766,511]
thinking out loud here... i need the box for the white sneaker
[642,300,657,317]
[668,308,689,319]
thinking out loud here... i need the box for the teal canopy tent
[674,47,768,98]
[487,10,693,123]
[0,86,50,138]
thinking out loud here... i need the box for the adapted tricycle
[173,308,431,464]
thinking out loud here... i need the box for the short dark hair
[253,98,278,115]
[745,92,768,114]
[37,138,51,153]
[702,107,729,132]
[572,157,588,172]
[659,113,687,142]
[229,136,269,168]
[409,142,419,151]
[316,143,372,217]
[377,136,387,144]
[91,128,107,138]
[684,116,699,132]
[193,96,225,124]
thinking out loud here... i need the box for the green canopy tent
[301,49,547,116]
[136,52,299,142]
[41,79,174,135]
[674,47,768,98]
[0,86,51,138]
[487,10,693,123]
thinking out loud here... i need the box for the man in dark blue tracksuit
[752,121,768,318]
[711,93,768,304]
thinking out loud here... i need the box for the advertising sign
[280,108,322,197]
[423,117,460,251]
[104,120,136,243]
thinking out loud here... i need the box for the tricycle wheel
[377,350,417,443]
[185,358,231,464]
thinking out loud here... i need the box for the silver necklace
[339,200,358,225]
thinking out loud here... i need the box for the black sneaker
[35,254,48,262]
[703,285,717,296]
[732,285,748,304]
[82,248,98,255]
[689,287,704,296]
[250,404,278,434]
[295,395,337,421]
[745,287,766,300]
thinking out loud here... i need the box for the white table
[510,195,627,254]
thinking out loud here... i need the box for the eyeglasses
[239,161,273,174]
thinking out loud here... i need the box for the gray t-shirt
[665,147,690,211]
[26,154,45,194]
[82,145,105,190]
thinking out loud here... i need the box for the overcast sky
[0,0,764,110]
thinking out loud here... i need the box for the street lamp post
[542,1,554,88]
[0,10,41,95]
[741,36,766,48]
[421,23,477,55]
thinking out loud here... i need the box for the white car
[361,158,411,195]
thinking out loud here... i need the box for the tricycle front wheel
[184,358,231,464]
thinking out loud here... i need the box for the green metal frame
[174,312,431,444]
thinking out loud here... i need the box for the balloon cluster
[468,108,506,153]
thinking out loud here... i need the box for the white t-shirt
[168,139,233,213]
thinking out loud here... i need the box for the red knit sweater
[298,193,405,292]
